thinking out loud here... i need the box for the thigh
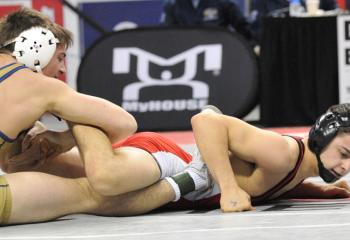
[39,147,86,178]
[112,147,161,191]
[4,173,99,224]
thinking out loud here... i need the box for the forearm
[69,123,115,167]
[49,84,137,143]
[79,97,137,143]
[281,180,350,200]
[191,113,240,193]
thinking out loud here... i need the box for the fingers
[324,185,350,198]
[8,138,52,170]
[220,197,255,213]
[22,121,48,150]
[335,180,350,191]
[9,143,40,165]
[221,203,255,213]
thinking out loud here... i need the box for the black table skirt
[260,16,338,126]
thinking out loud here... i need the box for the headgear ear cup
[308,112,348,183]
[12,27,59,72]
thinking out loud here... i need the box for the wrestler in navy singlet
[0,62,28,148]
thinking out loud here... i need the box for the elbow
[111,111,137,141]
[191,113,202,129]
[122,113,138,136]
[191,111,220,129]
[129,114,138,133]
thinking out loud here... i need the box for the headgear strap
[308,112,350,183]
[1,27,59,72]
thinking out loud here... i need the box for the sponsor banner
[338,15,350,103]
[79,0,163,53]
[78,27,258,130]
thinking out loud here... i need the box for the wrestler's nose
[340,159,350,175]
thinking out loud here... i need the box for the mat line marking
[1,222,350,239]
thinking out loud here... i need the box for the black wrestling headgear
[308,112,350,183]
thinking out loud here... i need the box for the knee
[86,163,126,197]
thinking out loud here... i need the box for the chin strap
[316,153,339,183]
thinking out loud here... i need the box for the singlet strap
[0,131,15,143]
[0,62,27,83]
[0,139,6,149]
[252,135,305,204]
[0,62,17,71]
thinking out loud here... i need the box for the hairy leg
[71,124,162,196]
[4,172,99,224]
[2,172,174,225]
[88,146,162,196]
[94,180,175,217]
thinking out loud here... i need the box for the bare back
[0,56,46,159]
[230,135,306,201]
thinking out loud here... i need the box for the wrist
[218,179,240,193]
[61,130,76,150]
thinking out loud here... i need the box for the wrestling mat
[1,127,350,240]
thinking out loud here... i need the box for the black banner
[78,27,258,130]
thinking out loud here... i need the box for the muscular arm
[280,181,350,199]
[191,110,293,212]
[35,73,137,143]
[191,111,251,212]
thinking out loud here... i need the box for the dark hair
[0,7,72,54]
[327,103,350,133]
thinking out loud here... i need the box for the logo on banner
[112,44,222,112]
[78,28,258,130]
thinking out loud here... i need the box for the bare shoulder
[12,69,70,97]
[221,115,298,172]
[7,68,60,88]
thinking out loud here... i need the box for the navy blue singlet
[0,62,28,146]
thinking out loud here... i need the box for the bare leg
[5,172,99,224]
[3,172,174,225]
[71,124,161,196]
[95,180,175,217]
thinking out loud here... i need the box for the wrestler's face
[320,133,350,178]
[42,44,67,79]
